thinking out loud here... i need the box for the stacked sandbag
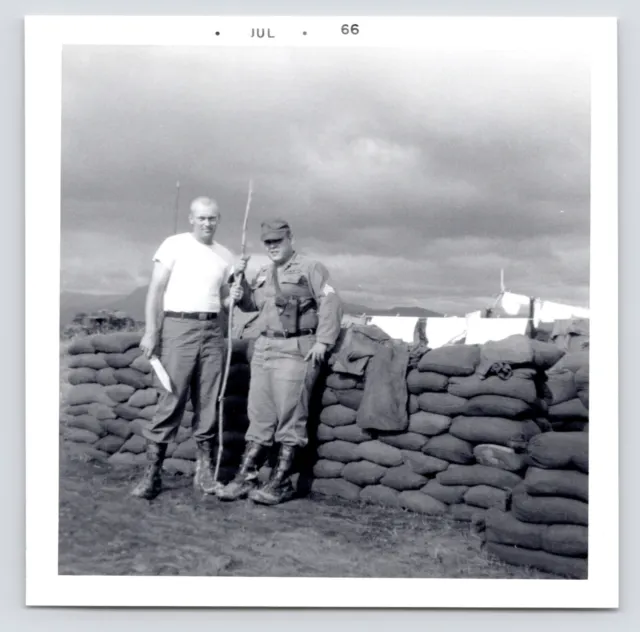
[61,332,251,478]
[481,431,588,579]
[412,336,563,522]
[545,349,589,432]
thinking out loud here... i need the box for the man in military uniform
[217,219,343,505]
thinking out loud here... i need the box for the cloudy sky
[61,45,591,315]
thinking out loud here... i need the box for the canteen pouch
[272,266,300,334]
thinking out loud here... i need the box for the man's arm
[139,261,171,357]
[307,261,344,348]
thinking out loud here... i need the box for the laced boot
[194,439,224,495]
[130,441,167,500]
[249,444,296,506]
[216,442,265,501]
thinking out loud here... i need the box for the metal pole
[173,180,181,234]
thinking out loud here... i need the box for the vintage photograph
[45,18,613,601]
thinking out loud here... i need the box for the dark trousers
[143,316,226,444]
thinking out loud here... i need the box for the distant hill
[60,286,443,325]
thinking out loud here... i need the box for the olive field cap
[261,219,291,241]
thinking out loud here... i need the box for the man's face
[263,234,294,264]
[189,204,220,243]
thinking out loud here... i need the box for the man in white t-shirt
[131,196,236,500]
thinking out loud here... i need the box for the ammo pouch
[274,294,300,334]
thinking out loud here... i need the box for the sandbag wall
[60,332,251,480]
[311,340,560,520]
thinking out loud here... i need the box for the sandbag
[342,460,388,486]
[530,339,566,371]
[511,485,588,526]
[422,480,468,504]
[316,423,335,442]
[526,432,588,473]
[380,465,428,491]
[326,374,361,391]
[548,398,589,421]
[92,332,142,354]
[86,403,117,420]
[336,389,364,411]
[408,395,419,415]
[104,348,143,369]
[312,459,345,478]
[105,384,136,403]
[422,433,475,464]
[436,464,522,490]
[175,426,191,444]
[463,485,509,510]
[163,458,196,476]
[68,353,108,370]
[96,367,118,386]
[449,416,541,448]
[65,414,105,437]
[483,508,544,549]
[68,337,95,354]
[130,354,152,374]
[100,418,133,440]
[66,383,115,407]
[114,368,152,390]
[66,428,100,444]
[399,491,447,515]
[113,403,142,422]
[120,434,146,454]
[449,503,486,523]
[407,370,449,394]
[128,388,159,409]
[408,411,452,436]
[575,365,589,391]
[485,542,587,579]
[401,450,450,475]
[577,389,589,410]
[63,404,92,416]
[109,451,144,467]
[321,389,339,407]
[476,335,534,373]
[94,434,128,455]
[418,393,468,417]
[356,440,404,467]
[311,478,361,501]
[473,444,525,472]
[378,432,428,451]
[360,485,402,508]
[417,345,481,376]
[173,438,197,461]
[542,524,588,558]
[64,442,109,462]
[523,467,588,503]
[130,419,147,437]
[543,371,577,405]
[320,405,358,427]
[548,350,589,374]
[140,405,158,421]
[463,395,534,419]
[317,440,360,463]
[448,375,538,405]
[332,424,372,444]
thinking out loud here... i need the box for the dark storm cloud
[61,45,591,313]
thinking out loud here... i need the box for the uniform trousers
[142,316,226,444]
[246,334,321,448]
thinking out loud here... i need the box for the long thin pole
[173,180,181,234]
[214,179,253,483]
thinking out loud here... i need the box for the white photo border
[25,15,618,608]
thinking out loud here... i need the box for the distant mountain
[60,286,443,325]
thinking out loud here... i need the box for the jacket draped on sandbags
[327,324,413,432]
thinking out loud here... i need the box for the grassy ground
[58,334,556,579]
[58,446,557,578]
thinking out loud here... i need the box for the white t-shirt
[153,233,235,313]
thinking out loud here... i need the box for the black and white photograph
[25,16,618,608]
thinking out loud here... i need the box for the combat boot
[131,441,167,500]
[216,441,265,501]
[194,439,224,495]
[249,444,296,506]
